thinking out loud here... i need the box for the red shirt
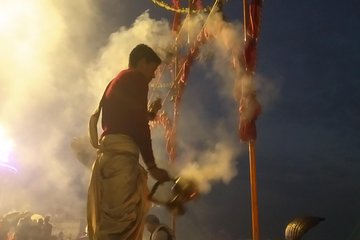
[101,69,155,165]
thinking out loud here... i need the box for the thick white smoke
[0,0,103,225]
[0,1,276,238]
[83,10,246,195]
[85,10,174,101]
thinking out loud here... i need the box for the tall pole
[249,139,260,240]
[243,0,248,42]
[241,0,263,239]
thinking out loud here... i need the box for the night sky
[100,1,360,239]
[144,1,360,239]
[1,0,360,240]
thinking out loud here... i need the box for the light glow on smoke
[0,0,99,215]
[0,125,17,173]
[0,125,14,163]
[0,1,277,238]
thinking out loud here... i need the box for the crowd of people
[0,212,173,240]
[0,212,93,240]
[0,213,53,240]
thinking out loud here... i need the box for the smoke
[82,9,246,195]
[83,9,276,197]
[189,11,244,100]
[0,2,276,238]
[148,11,246,193]
[0,0,104,218]
[178,140,239,193]
[85,10,175,100]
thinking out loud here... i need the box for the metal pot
[148,176,199,215]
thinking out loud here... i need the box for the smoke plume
[0,2,274,238]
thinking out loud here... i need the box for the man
[43,216,52,240]
[87,44,171,240]
[145,215,174,240]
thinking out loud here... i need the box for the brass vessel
[149,176,199,215]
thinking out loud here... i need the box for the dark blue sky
[97,0,360,239]
[256,1,360,239]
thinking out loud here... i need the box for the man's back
[102,69,148,137]
[101,68,156,164]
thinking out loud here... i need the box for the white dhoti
[87,134,150,240]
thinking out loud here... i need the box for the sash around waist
[99,134,139,155]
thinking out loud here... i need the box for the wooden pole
[249,139,260,240]
[243,0,248,42]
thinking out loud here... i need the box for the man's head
[44,216,50,223]
[145,214,160,233]
[129,44,161,81]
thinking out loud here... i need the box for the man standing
[145,215,174,240]
[43,216,52,240]
[87,44,171,240]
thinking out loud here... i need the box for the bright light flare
[0,1,41,63]
[0,0,65,74]
[0,1,41,34]
[0,126,14,163]
[0,125,17,174]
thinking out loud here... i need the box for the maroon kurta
[101,69,155,166]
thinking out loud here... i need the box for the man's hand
[149,98,162,114]
[148,166,171,183]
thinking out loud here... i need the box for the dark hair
[129,44,161,68]
[145,214,160,225]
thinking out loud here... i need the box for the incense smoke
[83,10,247,194]
[0,0,104,222]
[0,1,243,207]
[0,2,275,238]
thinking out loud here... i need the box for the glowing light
[0,126,14,163]
[0,0,65,75]
[0,1,38,36]
[0,163,17,174]
[31,214,44,221]
[0,1,41,63]
[0,125,17,173]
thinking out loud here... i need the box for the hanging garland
[150,0,212,13]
